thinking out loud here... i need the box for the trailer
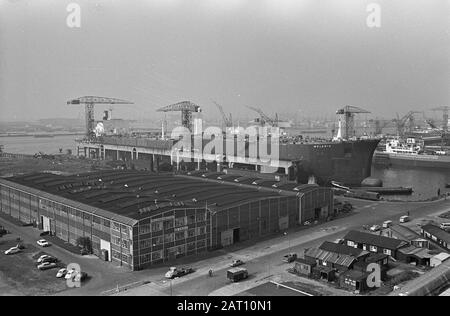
[227,267,249,282]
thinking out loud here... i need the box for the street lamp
[284,231,291,251]
[205,202,216,249]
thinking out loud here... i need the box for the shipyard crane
[246,106,278,127]
[393,111,421,136]
[336,106,370,139]
[157,101,201,132]
[212,100,232,128]
[67,96,133,139]
[421,112,438,130]
[431,106,449,132]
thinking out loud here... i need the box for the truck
[165,266,194,279]
[227,267,249,282]
[282,253,297,263]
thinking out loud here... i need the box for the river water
[1,135,449,201]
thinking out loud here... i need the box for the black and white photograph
[0,0,449,300]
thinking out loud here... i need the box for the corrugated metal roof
[0,171,297,222]
[344,230,407,250]
[0,178,138,226]
[422,224,450,244]
[305,248,356,268]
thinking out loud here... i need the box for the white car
[37,262,57,270]
[37,239,50,247]
[65,269,78,280]
[56,268,68,278]
[370,225,381,232]
[399,216,410,223]
[4,246,21,255]
[37,254,52,263]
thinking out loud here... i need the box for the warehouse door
[42,216,50,232]
[279,216,289,230]
[233,228,240,243]
[100,239,111,261]
[221,229,233,247]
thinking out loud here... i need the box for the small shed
[431,253,450,267]
[339,270,370,293]
[293,257,317,277]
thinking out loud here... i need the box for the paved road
[118,198,450,296]
[1,197,449,296]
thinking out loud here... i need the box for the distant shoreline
[0,133,84,138]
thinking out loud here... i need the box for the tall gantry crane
[157,101,201,132]
[431,106,449,132]
[393,111,421,136]
[212,100,233,128]
[67,96,133,139]
[336,106,371,139]
[246,106,279,127]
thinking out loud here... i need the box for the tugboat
[374,136,450,169]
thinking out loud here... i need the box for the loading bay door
[221,228,241,247]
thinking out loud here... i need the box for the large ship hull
[374,151,450,169]
[85,136,380,186]
[280,139,380,185]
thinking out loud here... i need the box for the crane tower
[336,106,371,139]
[67,96,133,139]
[157,101,201,132]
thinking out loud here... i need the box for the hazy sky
[0,0,449,121]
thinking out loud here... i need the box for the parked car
[165,266,194,279]
[4,246,21,255]
[39,231,51,237]
[439,223,450,231]
[65,269,78,280]
[370,225,381,232]
[230,259,245,267]
[334,238,345,244]
[282,253,297,263]
[37,254,52,263]
[74,272,88,282]
[400,216,410,223]
[41,256,58,264]
[56,268,68,278]
[37,262,57,270]
[37,239,50,247]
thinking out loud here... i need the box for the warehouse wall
[132,208,211,270]
[0,183,134,269]
[212,195,300,248]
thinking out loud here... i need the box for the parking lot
[0,235,69,296]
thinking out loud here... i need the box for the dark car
[39,231,51,237]
[41,256,58,264]
[74,272,88,282]
[230,259,245,267]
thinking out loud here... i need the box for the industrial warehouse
[0,170,333,270]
